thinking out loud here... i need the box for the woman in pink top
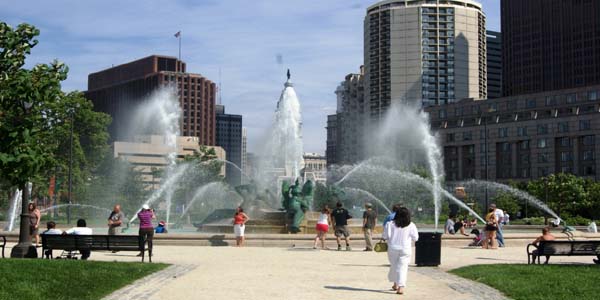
[137,204,156,257]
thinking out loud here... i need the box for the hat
[159,221,166,226]
[142,204,150,210]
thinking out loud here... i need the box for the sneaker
[337,245,342,251]
[346,245,352,251]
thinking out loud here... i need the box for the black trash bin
[415,232,442,267]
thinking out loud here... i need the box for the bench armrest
[526,243,538,254]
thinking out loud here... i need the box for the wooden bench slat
[41,234,150,262]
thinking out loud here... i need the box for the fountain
[259,69,304,184]
[458,179,561,222]
[5,189,22,231]
[341,187,392,215]
[179,182,243,218]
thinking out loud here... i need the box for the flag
[174,31,181,38]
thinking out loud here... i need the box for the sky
[0,0,500,154]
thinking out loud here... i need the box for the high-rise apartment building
[241,127,248,184]
[216,105,243,186]
[325,114,339,166]
[501,0,600,96]
[486,30,502,99]
[85,55,216,145]
[333,67,366,164]
[364,0,487,121]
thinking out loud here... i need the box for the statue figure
[287,69,291,80]
[281,179,313,233]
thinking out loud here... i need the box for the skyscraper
[364,0,487,121]
[216,105,243,186]
[501,0,600,96]
[486,30,502,99]
[85,55,216,145]
[333,66,366,164]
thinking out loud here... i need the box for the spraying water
[341,187,392,214]
[260,70,304,181]
[209,159,252,182]
[40,204,112,214]
[459,179,561,221]
[6,189,22,231]
[179,182,243,218]
[374,103,445,229]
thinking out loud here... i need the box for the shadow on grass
[324,285,393,294]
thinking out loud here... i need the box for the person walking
[383,203,402,228]
[491,204,505,247]
[331,201,352,251]
[137,204,156,257]
[313,206,332,249]
[28,203,41,246]
[383,207,419,295]
[362,203,377,251]
[233,207,249,247]
[107,204,124,235]
[482,207,498,249]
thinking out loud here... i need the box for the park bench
[0,235,5,258]
[527,240,600,264]
[41,234,152,262]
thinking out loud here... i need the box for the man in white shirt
[63,219,93,259]
[491,204,505,247]
[41,221,63,259]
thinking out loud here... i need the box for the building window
[538,167,549,177]
[517,127,527,137]
[558,122,569,133]
[519,140,530,150]
[583,150,594,161]
[545,96,556,106]
[538,139,548,149]
[447,133,455,142]
[583,166,596,176]
[566,93,577,104]
[439,109,447,119]
[561,166,571,174]
[526,99,537,108]
[560,152,572,162]
[480,129,487,139]
[500,142,511,152]
[463,132,472,141]
[537,124,548,135]
[559,137,571,147]
[498,128,509,138]
[538,153,549,163]
[588,91,598,101]
[582,135,595,146]
[579,120,591,131]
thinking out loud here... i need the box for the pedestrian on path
[108,204,124,235]
[137,204,156,257]
[362,203,377,251]
[383,207,419,295]
[313,206,332,249]
[331,202,352,251]
[28,202,41,246]
[233,207,249,247]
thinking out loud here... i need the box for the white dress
[383,222,419,287]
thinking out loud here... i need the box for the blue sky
[0,0,500,154]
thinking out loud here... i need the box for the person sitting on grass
[531,227,555,264]
[62,219,93,260]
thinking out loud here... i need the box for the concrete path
[4,242,597,300]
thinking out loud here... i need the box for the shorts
[316,223,329,232]
[108,226,120,235]
[30,226,39,236]
[234,224,245,237]
[334,225,350,238]
[485,224,497,232]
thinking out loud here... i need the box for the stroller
[468,228,484,247]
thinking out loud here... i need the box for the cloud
[0,0,500,154]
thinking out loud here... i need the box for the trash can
[415,232,442,267]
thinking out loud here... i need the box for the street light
[67,103,79,224]
[479,112,489,212]
[10,101,37,258]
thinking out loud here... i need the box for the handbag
[374,240,388,252]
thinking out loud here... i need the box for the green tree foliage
[492,192,520,217]
[527,173,588,217]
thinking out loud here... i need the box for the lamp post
[67,104,79,224]
[480,113,489,212]
[10,101,37,258]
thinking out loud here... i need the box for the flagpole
[178,33,181,68]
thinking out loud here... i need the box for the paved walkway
[4,242,597,300]
[91,244,593,300]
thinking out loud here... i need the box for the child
[313,206,332,249]
[155,221,168,234]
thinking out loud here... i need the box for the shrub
[565,216,592,226]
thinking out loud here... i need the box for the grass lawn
[451,264,600,300]
[0,259,168,300]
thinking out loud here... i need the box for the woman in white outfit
[383,207,419,295]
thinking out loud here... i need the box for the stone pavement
[3,242,598,300]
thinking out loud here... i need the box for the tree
[527,173,589,217]
[492,192,520,217]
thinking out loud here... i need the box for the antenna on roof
[218,67,222,105]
